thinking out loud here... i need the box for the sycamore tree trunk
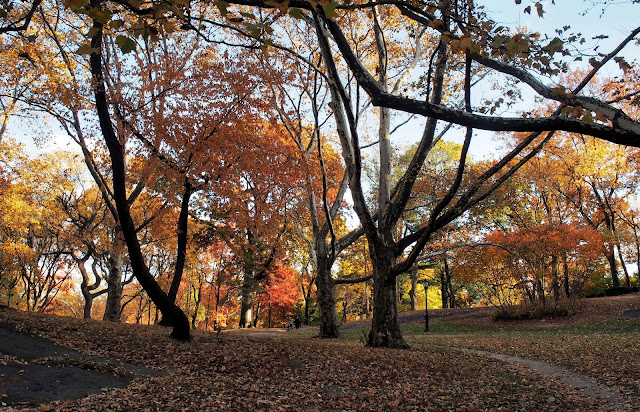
[103,245,124,322]
[316,255,340,338]
[367,246,408,348]
[605,246,621,288]
[238,273,254,328]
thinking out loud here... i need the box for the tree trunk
[616,244,631,287]
[304,291,311,325]
[440,267,448,309]
[159,181,192,326]
[167,181,192,302]
[341,298,348,323]
[409,265,418,311]
[316,256,340,338]
[76,254,99,319]
[103,246,124,322]
[367,249,408,348]
[89,24,190,341]
[536,278,546,305]
[444,256,454,308]
[551,255,560,302]
[238,280,253,328]
[563,254,571,297]
[605,246,621,287]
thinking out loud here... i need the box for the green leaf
[321,1,338,18]
[85,8,113,23]
[108,19,124,30]
[543,37,563,55]
[214,1,229,17]
[64,0,89,9]
[243,22,261,37]
[289,8,303,19]
[76,43,100,55]
[86,27,100,38]
[115,35,137,54]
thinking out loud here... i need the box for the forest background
[1,0,640,347]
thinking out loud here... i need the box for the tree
[4,0,640,346]
[0,141,78,312]
[256,262,301,328]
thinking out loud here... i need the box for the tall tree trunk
[89,22,190,340]
[605,246,621,287]
[238,279,254,328]
[440,267,448,309]
[252,301,260,328]
[616,244,631,287]
[551,255,560,302]
[103,245,124,322]
[367,248,408,348]
[365,281,370,317]
[316,256,340,338]
[167,180,192,302]
[448,275,454,309]
[341,298,348,323]
[563,254,571,297]
[409,265,418,311]
[536,278,546,305]
[444,256,454,308]
[303,290,311,325]
[191,280,202,329]
[159,181,192,326]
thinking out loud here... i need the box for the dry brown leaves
[0,302,630,411]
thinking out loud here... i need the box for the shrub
[493,302,576,321]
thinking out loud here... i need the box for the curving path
[462,348,629,411]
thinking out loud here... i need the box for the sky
[8,0,640,161]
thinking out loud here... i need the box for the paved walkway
[465,348,629,411]
[0,323,163,405]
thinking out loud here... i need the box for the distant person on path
[294,317,301,329]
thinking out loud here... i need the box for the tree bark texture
[367,249,408,348]
[316,256,340,338]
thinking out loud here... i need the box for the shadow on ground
[0,316,163,406]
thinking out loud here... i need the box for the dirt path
[463,348,629,411]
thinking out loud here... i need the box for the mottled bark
[605,247,621,288]
[103,245,124,322]
[367,248,408,348]
[316,256,340,338]
[238,278,254,328]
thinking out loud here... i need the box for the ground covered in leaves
[0,295,638,411]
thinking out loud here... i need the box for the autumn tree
[4,0,640,346]
[0,140,79,311]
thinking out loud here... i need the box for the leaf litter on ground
[0,295,637,411]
